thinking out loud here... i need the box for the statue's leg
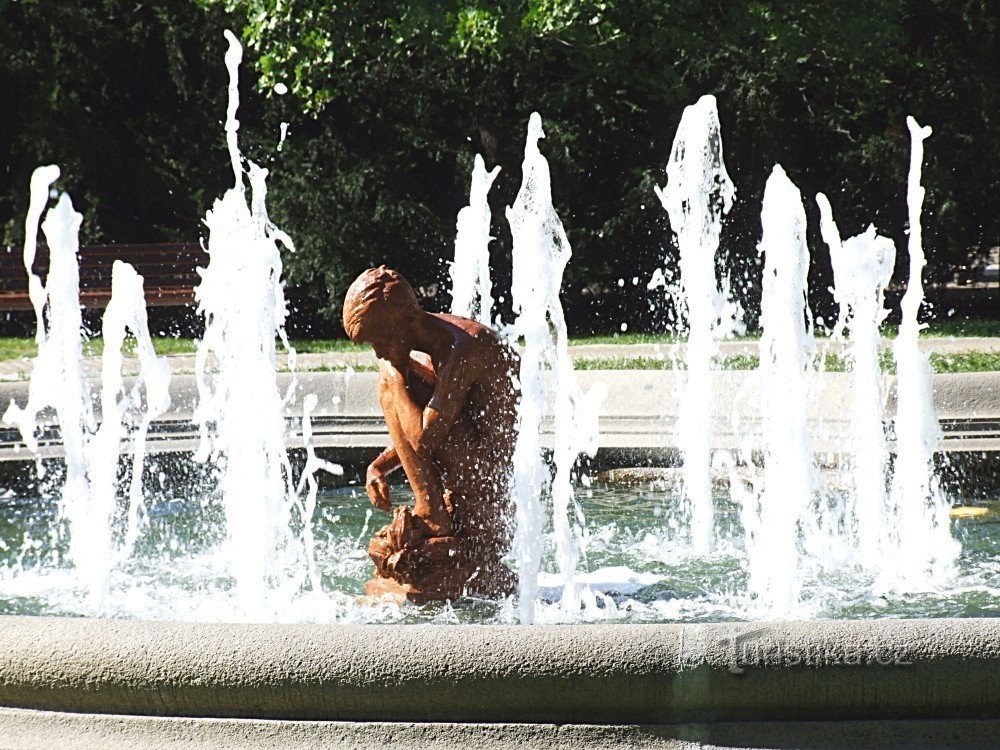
[377,374,453,536]
[434,416,518,599]
[434,404,517,567]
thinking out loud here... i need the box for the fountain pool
[0,31,993,629]
[2,28,999,750]
[1,481,998,624]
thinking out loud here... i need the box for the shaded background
[1,0,996,335]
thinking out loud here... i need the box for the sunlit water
[1,481,997,624]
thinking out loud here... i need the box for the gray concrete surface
[0,617,998,724]
[0,370,996,460]
[2,709,999,749]
[1,617,1000,748]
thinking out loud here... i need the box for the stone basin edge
[0,616,997,726]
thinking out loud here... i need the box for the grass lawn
[0,322,996,374]
[573,351,1000,374]
[570,317,1000,346]
[0,336,367,361]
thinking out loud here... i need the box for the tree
[223,0,998,329]
[0,0,237,248]
[2,1,994,332]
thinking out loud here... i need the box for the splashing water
[507,113,604,621]
[741,165,816,615]
[3,175,99,585]
[653,95,739,554]
[296,393,344,592]
[886,117,959,586]
[97,261,172,558]
[451,154,500,325]
[0,80,974,626]
[3,167,176,603]
[4,168,89,465]
[193,30,306,614]
[84,261,170,598]
[817,196,895,568]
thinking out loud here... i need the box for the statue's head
[343,266,421,362]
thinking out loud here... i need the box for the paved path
[0,337,996,381]
[1,370,997,461]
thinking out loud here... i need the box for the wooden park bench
[0,243,208,310]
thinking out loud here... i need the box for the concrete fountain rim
[0,615,998,723]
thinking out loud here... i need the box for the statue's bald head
[342,266,421,342]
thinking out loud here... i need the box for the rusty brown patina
[343,267,518,602]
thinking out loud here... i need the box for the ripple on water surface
[0,483,998,624]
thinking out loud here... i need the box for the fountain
[507,113,604,621]
[817,194,896,568]
[450,154,500,325]
[739,164,817,615]
[886,117,960,586]
[3,171,94,589]
[654,95,741,554]
[87,261,172,583]
[0,31,996,747]
[192,30,310,615]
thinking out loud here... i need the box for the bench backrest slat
[0,242,208,309]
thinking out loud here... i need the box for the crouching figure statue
[342,266,518,602]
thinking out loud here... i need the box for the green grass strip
[572,351,1000,374]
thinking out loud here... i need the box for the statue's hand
[365,464,392,513]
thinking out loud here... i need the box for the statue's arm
[419,350,474,453]
[371,445,400,475]
[407,352,437,385]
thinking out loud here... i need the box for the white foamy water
[886,117,959,586]
[817,195,895,567]
[83,261,172,599]
[507,113,604,622]
[98,261,172,557]
[741,165,816,615]
[2,178,176,609]
[2,172,99,591]
[653,95,738,554]
[451,154,500,325]
[192,30,306,616]
[3,480,997,624]
[4,167,87,462]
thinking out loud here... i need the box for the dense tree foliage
[0,0,244,248]
[2,0,996,332]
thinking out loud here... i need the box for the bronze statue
[343,266,518,602]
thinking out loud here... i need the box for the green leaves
[1,0,994,334]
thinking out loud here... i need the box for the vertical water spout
[743,165,814,614]
[3,180,96,583]
[98,261,172,558]
[3,172,168,604]
[653,95,736,554]
[887,117,958,585]
[451,154,500,325]
[194,30,301,614]
[817,196,894,567]
[508,113,603,621]
[85,261,171,598]
[3,166,68,455]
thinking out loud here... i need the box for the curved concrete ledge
[2,709,1000,750]
[2,370,998,460]
[1,616,999,726]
